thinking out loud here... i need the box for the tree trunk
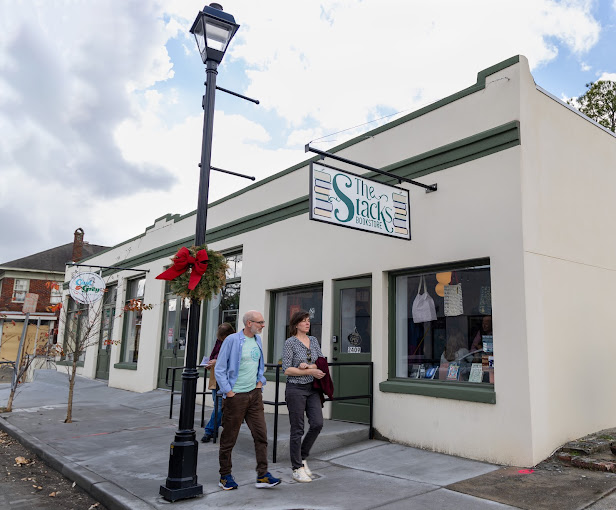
[5,389,15,413]
[5,363,25,412]
[65,359,78,423]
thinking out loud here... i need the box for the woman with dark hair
[201,322,235,443]
[282,310,325,483]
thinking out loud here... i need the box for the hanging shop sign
[309,163,411,240]
[69,272,106,304]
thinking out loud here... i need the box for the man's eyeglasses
[250,320,265,325]
[306,349,312,363]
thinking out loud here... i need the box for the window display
[394,262,493,384]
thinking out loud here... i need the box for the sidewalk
[1,370,616,510]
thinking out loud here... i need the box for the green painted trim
[387,273,397,379]
[267,291,276,364]
[380,379,495,404]
[336,121,520,190]
[78,56,522,266]
[100,236,193,277]
[382,122,519,182]
[56,360,84,368]
[114,362,138,370]
[388,257,490,278]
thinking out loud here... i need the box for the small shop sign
[69,272,106,304]
[309,163,410,240]
[22,293,39,314]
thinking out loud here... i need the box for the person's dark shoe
[219,474,238,490]
[201,433,212,443]
[256,472,281,488]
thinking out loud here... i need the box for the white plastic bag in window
[412,276,437,323]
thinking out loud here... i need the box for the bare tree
[56,284,152,423]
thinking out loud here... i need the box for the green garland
[169,244,228,302]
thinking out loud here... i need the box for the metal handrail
[264,361,374,463]
[165,360,375,460]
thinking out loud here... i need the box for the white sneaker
[302,460,314,479]
[292,466,312,483]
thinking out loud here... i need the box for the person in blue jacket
[214,310,281,491]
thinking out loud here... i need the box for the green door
[331,278,372,424]
[95,285,116,380]
[157,292,189,389]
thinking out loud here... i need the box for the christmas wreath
[156,244,228,302]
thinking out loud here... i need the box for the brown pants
[219,387,268,477]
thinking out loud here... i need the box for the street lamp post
[160,3,239,502]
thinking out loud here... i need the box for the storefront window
[271,285,323,364]
[202,252,242,358]
[394,262,492,384]
[121,277,145,363]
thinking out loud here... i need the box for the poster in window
[444,283,463,316]
[446,363,460,381]
[469,363,483,383]
[479,286,492,315]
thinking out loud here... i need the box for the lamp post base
[159,483,203,502]
[159,434,203,502]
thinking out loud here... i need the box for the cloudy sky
[1,0,615,263]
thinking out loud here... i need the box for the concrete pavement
[1,370,614,509]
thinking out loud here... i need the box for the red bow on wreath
[155,247,209,290]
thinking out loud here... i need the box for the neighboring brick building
[0,229,107,362]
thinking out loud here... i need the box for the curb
[0,415,155,510]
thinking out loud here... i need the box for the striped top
[282,336,324,385]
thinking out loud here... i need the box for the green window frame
[118,276,146,366]
[266,282,323,381]
[381,257,496,404]
[98,284,117,351]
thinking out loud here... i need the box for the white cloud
[581,62,591,71]
[598,72,616,81]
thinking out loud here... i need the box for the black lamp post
[160,3,239,502]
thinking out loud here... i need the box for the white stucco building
[58,55,616,467]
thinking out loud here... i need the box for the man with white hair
[215,310,281,490]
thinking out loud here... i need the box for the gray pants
[285,382,324,470]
